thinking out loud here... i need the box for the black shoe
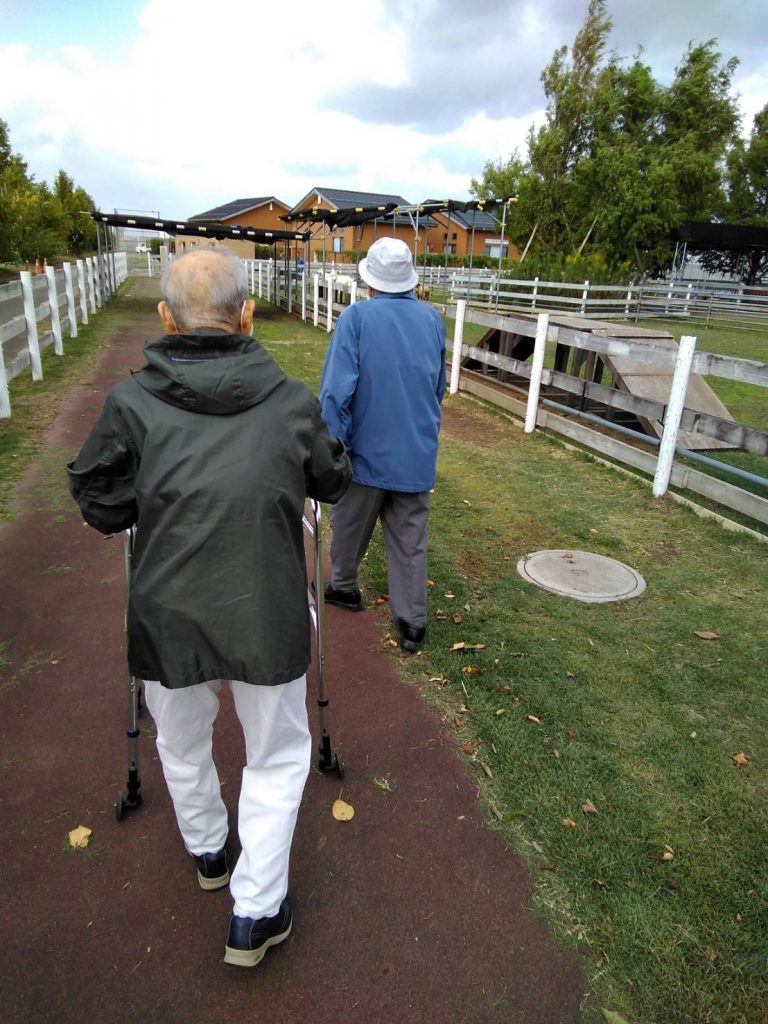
[224,895,293,967]
[397,619,426,653]
[323,582,363,611]
[193,849,229,891]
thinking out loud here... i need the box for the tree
[470,3,742,277]
[699,103,768,284]
[0,120,97,263]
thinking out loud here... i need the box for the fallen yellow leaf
[730,751,749,766]
[563,817,577,829]
[527,714,542,725]
[451,642,466,651]
[332,799,355,821]
[694,630,720,640]
[68,825,92,849]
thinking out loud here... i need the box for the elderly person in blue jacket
[319,237,446,652]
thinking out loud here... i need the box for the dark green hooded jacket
[68,328,351,689]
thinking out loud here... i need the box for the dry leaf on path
[373,776,392,793]
[332,799,355,822]
[462,742,477,756]
[68,825,92,849]
[694,630,720,640]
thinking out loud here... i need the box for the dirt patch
[441,397,518,448]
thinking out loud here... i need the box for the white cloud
[0,0,766,217]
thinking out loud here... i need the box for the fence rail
[446,302,768,527]
[0,252,127,417]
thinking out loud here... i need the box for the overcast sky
[1,0,766,219]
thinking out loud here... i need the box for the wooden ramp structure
[464,311,736,450]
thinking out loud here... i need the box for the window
[332,236,344,253]
[484,239,509,259]
[443,243,456,255]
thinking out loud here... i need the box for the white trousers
[142,676,311,919]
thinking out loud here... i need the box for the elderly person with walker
[68,247,351,967]
[319,237,446,652]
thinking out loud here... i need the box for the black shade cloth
[672,221,768,252]
[93,212,309,243]
[280,196,517,228]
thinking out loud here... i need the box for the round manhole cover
[517,550,646,604]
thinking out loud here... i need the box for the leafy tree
[470,3,742,277]
[699,103,768,284]
[0,121,97,263]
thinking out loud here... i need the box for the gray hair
[161,247,248,330]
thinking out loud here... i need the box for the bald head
[159,248,250,333]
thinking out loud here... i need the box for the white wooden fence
[243,258,768,336]
[446,302,768,528]
[0,252,128,417]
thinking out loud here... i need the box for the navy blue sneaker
[193,849,229,891]
[224,895,293,967]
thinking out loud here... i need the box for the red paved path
[0,282,583,1024]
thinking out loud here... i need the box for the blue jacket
[320,293,446,492]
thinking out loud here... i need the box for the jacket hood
[135,329,286,415]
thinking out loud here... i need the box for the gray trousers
[330,482,431,629]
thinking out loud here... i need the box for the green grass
[0,282,152,521]
[257,301,768,1024]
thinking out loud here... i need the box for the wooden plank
[460,353,768,455]
[459,376,768,525]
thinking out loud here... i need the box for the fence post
[532,276,539,310]
[0,355,10,418]
[45,266,64,355]
[19,271,43,380]
[326,276,333,332]
[301,269,307,322]
[624,286,632,316]
[652,334,697,498]
[62,262,78,338]
[250,260,255,295]
[76,259,89,325]
[266,263,272,303]
[313,274,320,327]
[87,258,97,312]
[580,280,590,315]
[449,300,467,395]
[349,281,357,305]
[524,312,550,433]
[258,262,263,299]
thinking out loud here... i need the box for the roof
[314,188,412,209]
[423,200,500,232]
[671,220,768,252]
[189,197,285,222]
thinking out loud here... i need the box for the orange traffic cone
[34,257,41,275]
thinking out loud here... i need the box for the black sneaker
[224,895,293,967]
[323,582,363,611]
[397,619,426,653]
[193,849,229,891]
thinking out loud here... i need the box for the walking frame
[115,499,343,820]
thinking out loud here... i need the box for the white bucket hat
[359,237,419,293]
